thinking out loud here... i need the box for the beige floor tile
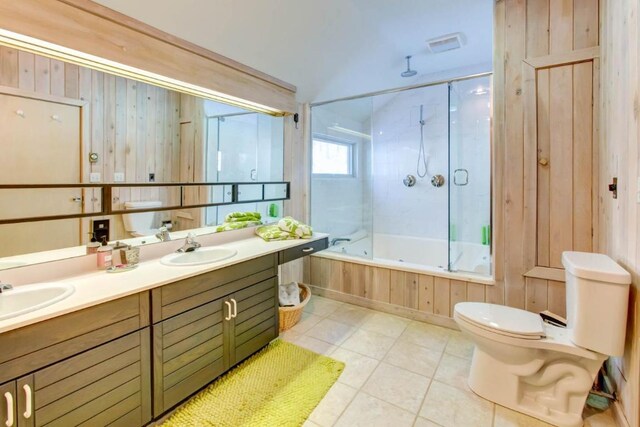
[399,321,451,352]
[384,340,443,378]
[303,420,321,427]
[444,330,475,359]
[328,304,374,326]
[291,312,324,333]
[293,335,338,356]
[341,329,397,360]
[362,362,431,413]
[413,417,443,427]
[305,296,343,317]
[279,329,302,343]
[433,353,471,390]
[494,405,554,427]
[360,312,410,338]
[583,408,618,427]
[420,381,494,427]
[306,318,358,345]
[308,382,358,426]
[331,347,380,388]
[335,392,416,427]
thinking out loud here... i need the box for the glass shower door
[448,76,492,275]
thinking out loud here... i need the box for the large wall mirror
[0,46,286,270]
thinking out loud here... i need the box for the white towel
[279,282,301,307]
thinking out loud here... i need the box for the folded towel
[225,211,261,222]
[216,220,262,232]
[278,216,313,238]
[255,225,299,241]
[279,282,301,307]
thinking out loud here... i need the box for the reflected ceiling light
[0,29,283,116]
[328,125,372,140]
[472,87,489,96]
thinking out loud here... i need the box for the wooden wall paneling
[487,0,505,307]
[449,280,467,315]
[573,0,599,49]
[104,73,116,184]
[389,270,405,307]
[309,256,325,289]
[125,78,138,203]
[547,280,566,317]
[404,272,419,310]
[367,266,390,303]
[523,62,538,273]
[329,260,344,294]
[49,59,65,97]
[503,0,527,309]
[526,0,550,56]
[345,262,366,298]
[525,277,549,313]
[433,277,451,317]
[467,282,486,303]
[64,63,79,99]
[34,55,50,93]
[0,47,19,87]
[591,58,600,251]
[113,76,127,211]
[79,65,91,240]
[91,70,104,214]
[549,64,574,268]
[418,274,434,313]
[17,50,34,91]
[572,61,594,253]
[537,68,551,267]
[549,0,574,53]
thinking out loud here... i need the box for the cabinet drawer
[0,293,149,384]
[152,253,277,322]
[153,298,226,416]
[30,329,151,427]
[279,237,328,264]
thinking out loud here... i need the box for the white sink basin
[0,283,75,321]
[160,246,238,267]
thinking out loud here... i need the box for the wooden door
[0,91,82,257]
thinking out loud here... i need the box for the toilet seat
[455,302,545,340]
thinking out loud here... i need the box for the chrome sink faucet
[0,283,13,294]
[156,226,171,242]
[177,233,201,253]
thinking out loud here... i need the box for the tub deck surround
[0,229,328,334]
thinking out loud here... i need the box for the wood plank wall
[600,0,640,425]
[0,47,182,241]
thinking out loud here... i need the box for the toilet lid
[455,302,546,339]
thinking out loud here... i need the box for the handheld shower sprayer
[417,105,429,178]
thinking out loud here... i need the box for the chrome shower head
[401,55,417,77]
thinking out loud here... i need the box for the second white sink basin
[160,246,238,267]
[0,283,75,321]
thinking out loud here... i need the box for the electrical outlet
[89,172,101,183]
[149,173,155,182]
[114,172,125,182]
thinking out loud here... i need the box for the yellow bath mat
[161,340,344,426]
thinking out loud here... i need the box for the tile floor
[280,296,619,427]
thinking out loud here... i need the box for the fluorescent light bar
[328,125,372,140]
[0,29,283,116]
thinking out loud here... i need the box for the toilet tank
[122,201,162,232]
[562,251,631,356]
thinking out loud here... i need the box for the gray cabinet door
[0,381,16,427]
[153,297,227,416]
[231,277,279,363]
[23,330,151,427]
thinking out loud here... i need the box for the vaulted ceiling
[95,0,493,103]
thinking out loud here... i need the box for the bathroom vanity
[0,235,327,427]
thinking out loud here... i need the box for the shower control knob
[403,175,416,187]
[431,174,445,188]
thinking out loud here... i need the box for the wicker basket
[279,283,311,332]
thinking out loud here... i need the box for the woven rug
[161,339,344,426]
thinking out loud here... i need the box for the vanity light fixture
[0,29,284,116]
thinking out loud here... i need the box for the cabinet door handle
[231,298,237,318]
[4,392,13,427]
[224,301,232,321]
[22,385,32,419]
[302,247,314,253]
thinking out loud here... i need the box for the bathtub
[320,232,492,283]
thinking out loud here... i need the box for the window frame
[311,134,358,178]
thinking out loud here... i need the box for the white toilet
[122,201,162,237]
[454,251,631,427]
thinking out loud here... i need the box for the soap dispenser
[86,232,101,254]
[97,237,113,269]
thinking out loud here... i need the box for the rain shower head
[401,55,417,77]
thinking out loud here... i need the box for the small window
[312,138,355,176]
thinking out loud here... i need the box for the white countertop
[0,232,327,334]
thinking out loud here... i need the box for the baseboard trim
[611,400,631,427]
[307,285,459,330]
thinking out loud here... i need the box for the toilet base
[468,344,606,427]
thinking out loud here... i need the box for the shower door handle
[453,169,468,186]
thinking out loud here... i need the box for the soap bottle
[97,237,113,269]
[86,232,101,255]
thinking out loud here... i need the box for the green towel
[226,212,261,222]
[278,217,313,238]
[216,220,262,232]
[255,225,299,241]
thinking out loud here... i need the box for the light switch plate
[114,172,125,182]
[89,172,101,183]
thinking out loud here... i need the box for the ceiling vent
[426,33,464,53]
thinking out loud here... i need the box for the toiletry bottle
[86,232,101,254]
[97,239,113,269]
